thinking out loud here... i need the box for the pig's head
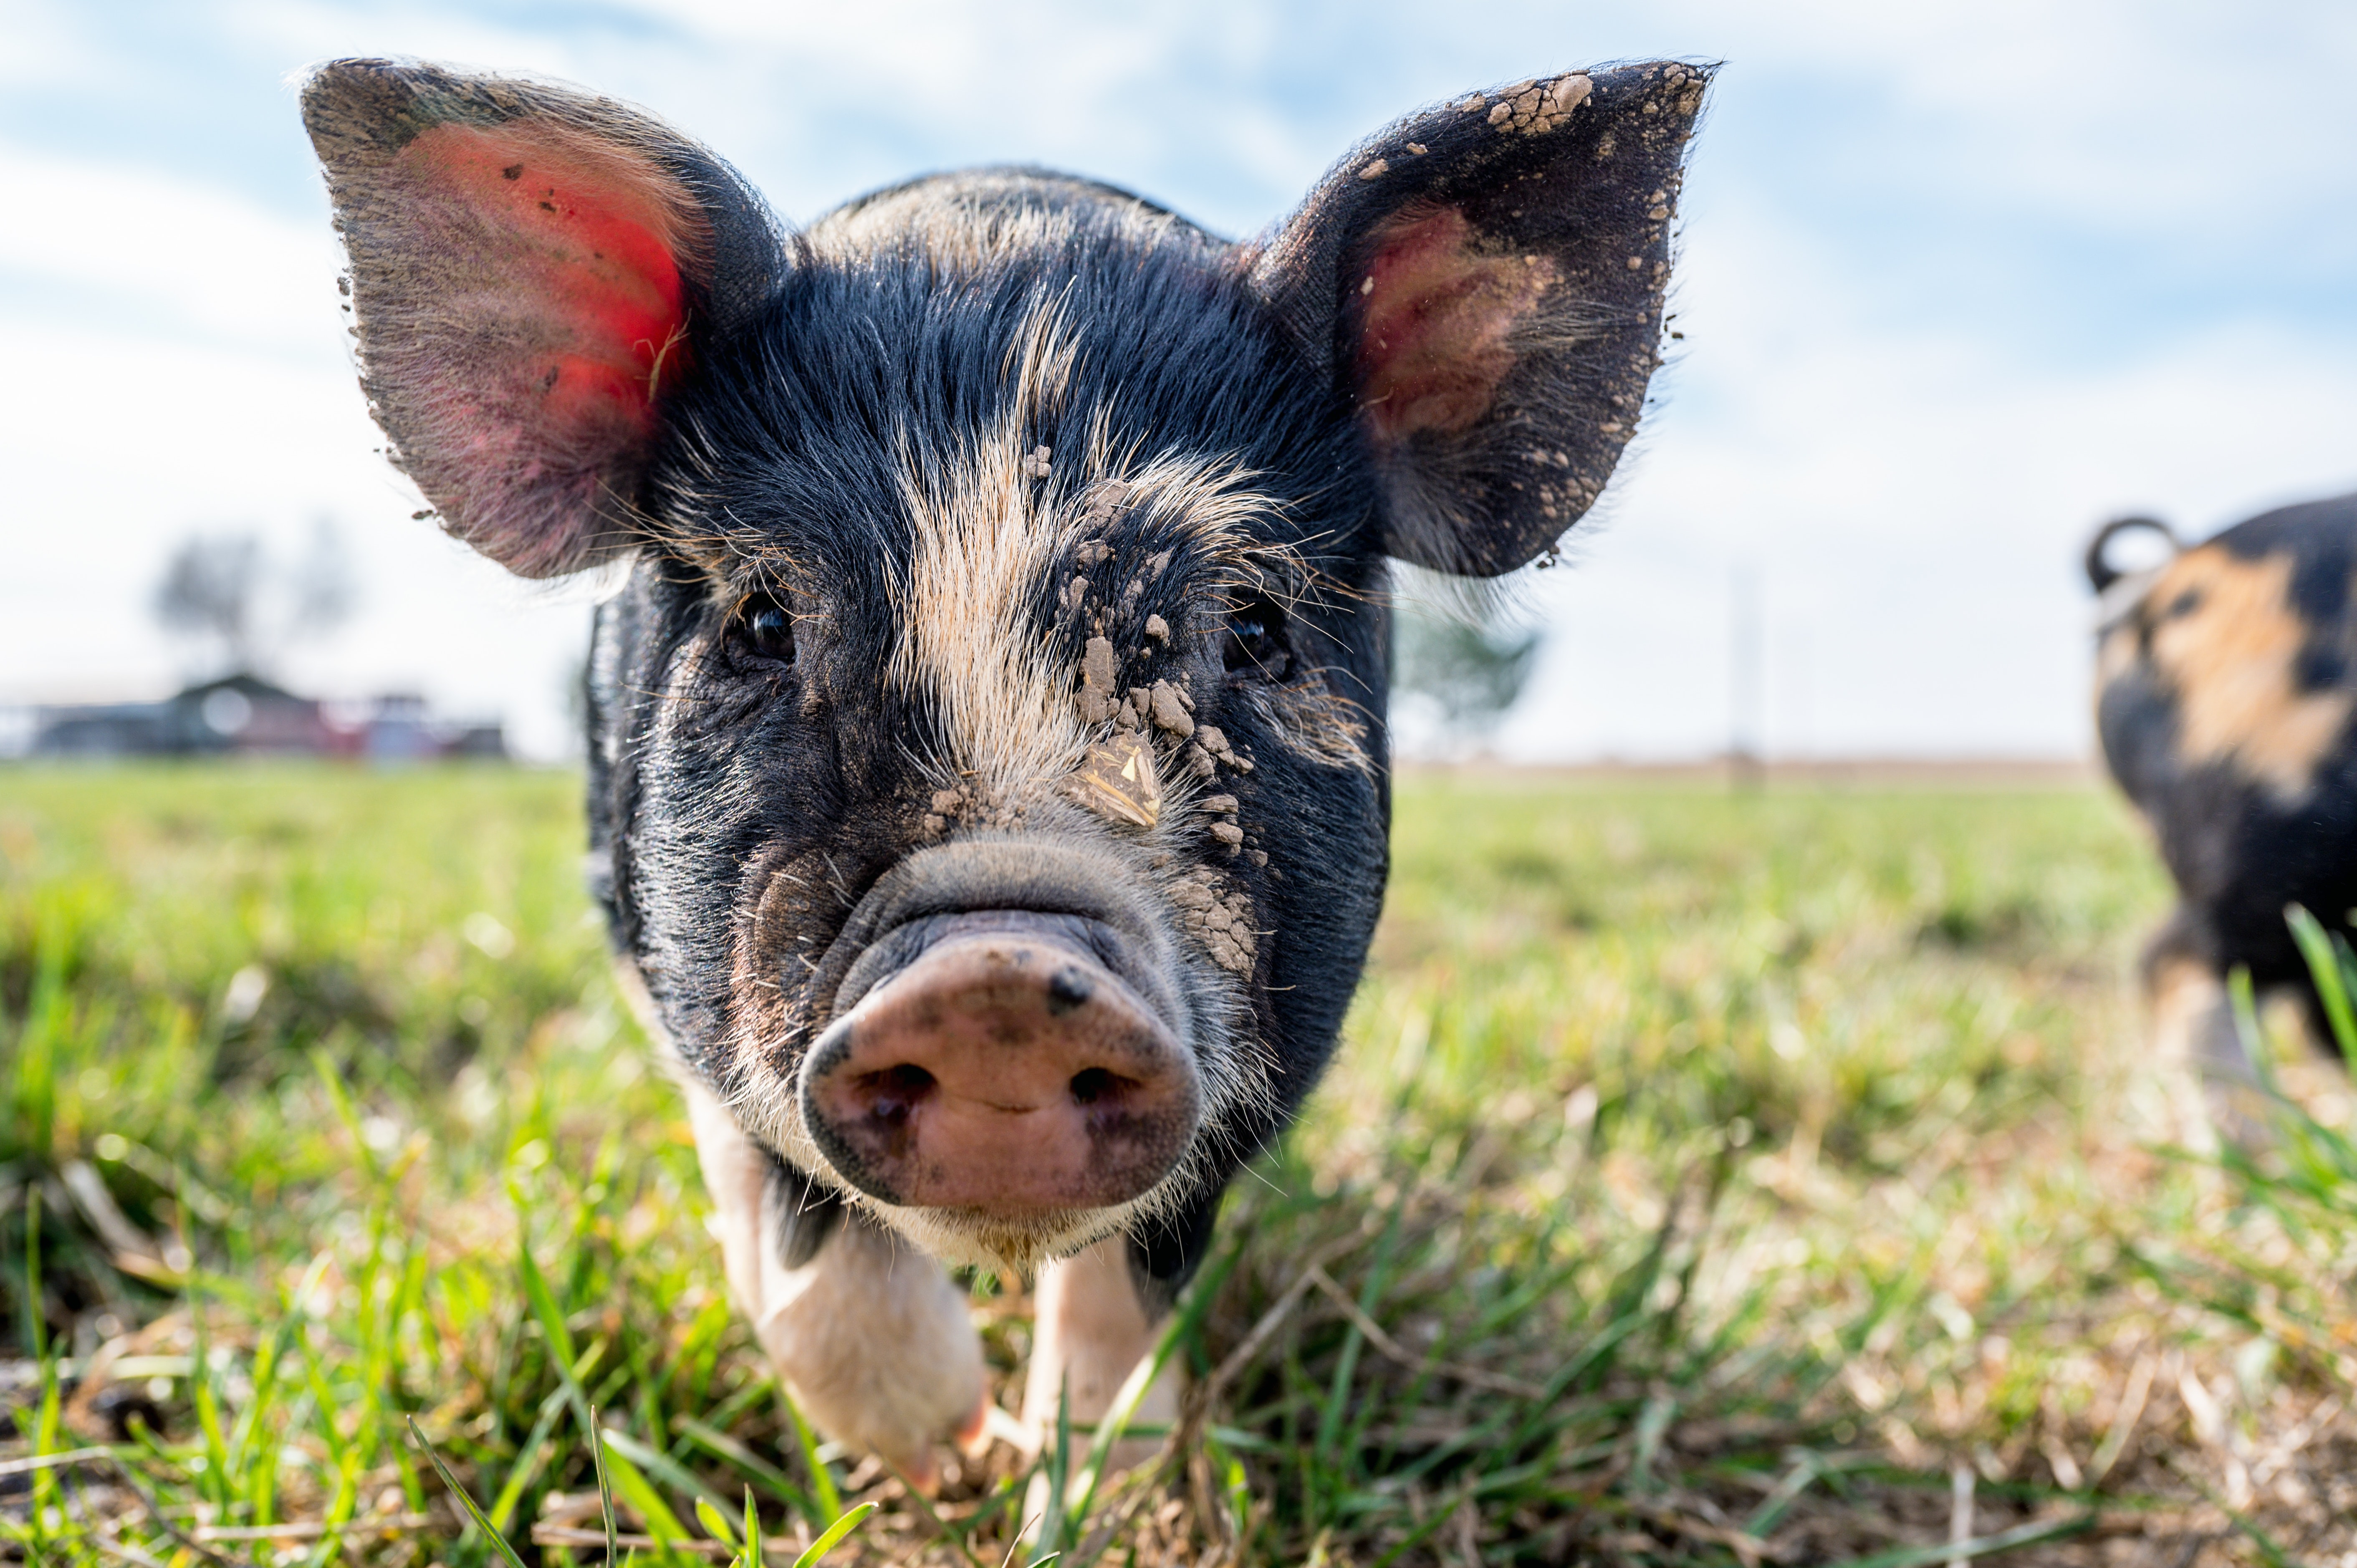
[305,59,1706,1276]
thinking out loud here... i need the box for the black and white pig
[302,56,1708,1484]
[2088,492,2357,1141]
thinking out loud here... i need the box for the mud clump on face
[1170,868,1258,974]
[1065,733,1163,828]
[1078,479,1133,530]
[1194,724,1250,774]
[1149,679,1194,737]
[920,786,967,837]
[1077,635,1122,724]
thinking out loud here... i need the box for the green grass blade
[514,1215,597,1438]
[695,1495,740,1548]
[1817,1510,2094,1568]
[19,1187,43,1360]
[789,1500,878,1568]
[488,1383,575,1532]
[1315,1199,1403,1467]
[2285,905,2357,1053]
[1035,1376,1071,1557]
[1627,1391,1676,1490]
[189,1298,236,1514]
[599,1423,735,1523]
[594,1433,695,1545]
[2226,966,2281,1099]
[310,1047,381,1184]
[1062,1235,1245,1548]
[14,912,66,1161]
[407,1417,532,1568]
[591,1405,620,1568]
[777,1382,840,1526]
[673,1414,818,1517]
[1367,1491,1462,1568]
[1743,1451,1825,1536]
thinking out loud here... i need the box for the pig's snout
[801,928,1200,1214]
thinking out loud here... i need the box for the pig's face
[592,213,1390,1268]
[306,60,1706,1277]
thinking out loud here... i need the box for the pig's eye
[1220,596,1292,683]
[732,594,796,667]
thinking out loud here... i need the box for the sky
[4,0,2354,762]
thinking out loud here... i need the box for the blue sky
[5,0,2355,759]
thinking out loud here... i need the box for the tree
[1393,600,1544,750]
[154,534,263,673]
[151,521,354,679]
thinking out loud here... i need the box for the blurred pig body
[2088,493,2357,1140]
[303,58,1707,1480]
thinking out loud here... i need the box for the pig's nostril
[1068,1066,1117,1106]
[859,1063,937,1119]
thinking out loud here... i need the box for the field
[4,765,2356,1566]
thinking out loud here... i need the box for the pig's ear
[1251,63,1709,577]
[302,59,786,578]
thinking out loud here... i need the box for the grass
[3,763,2354,1565]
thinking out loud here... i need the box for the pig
[2087,492,2357,1141]
[302,56,1707,1484]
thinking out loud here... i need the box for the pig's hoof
[879,1387,998,1493]
[953,1392,1003,1458]
[894,1444,942,1497]
[970,1401,1031,1458]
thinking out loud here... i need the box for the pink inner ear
[398,122,695,442]
[1354,208,1556,445]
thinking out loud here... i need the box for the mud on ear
[303,59,785,578]
[1252,63,1710,577]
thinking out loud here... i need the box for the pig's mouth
[778,839,1211,1255]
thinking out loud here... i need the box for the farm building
[23,673,505,761]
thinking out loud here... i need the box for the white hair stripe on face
[885,311,1278,796]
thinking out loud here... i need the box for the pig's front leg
[1020,1237,1181,1477]
[684,1078,987,1489]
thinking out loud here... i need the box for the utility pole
[1730,565,1764,792]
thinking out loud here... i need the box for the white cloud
[0,146,337,352]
